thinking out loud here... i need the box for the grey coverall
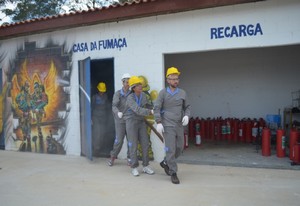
[124,92,152,168]
[154,87,191,175]
[110,88,130,158]
[92,92,110,155]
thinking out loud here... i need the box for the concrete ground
[178,141,300,170]
[1,150,300,206]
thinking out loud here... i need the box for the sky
[0,2,16,25]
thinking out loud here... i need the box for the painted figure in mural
[154,67,191,184]
[123,76,154,176]
[107,73,131,166]
[31,82,48,127]
[137,75,158,161]
[91,82,110,157]
[15,81,32,151]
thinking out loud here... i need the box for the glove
[150,110,154,115]
[182,115,189,126]
[117,112,123,119]
[156,123,164,135]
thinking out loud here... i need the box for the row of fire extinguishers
[184,117,266,148]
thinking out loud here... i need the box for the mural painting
[8,42,71,154]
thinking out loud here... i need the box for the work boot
[107,157,115,166]
[160,160,170,176]
[171,173,180,184]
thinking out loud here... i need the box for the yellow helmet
[129,76,142,87]
[97,82,106,92]
[166,67,180,78]
[150,90,158,101]
[138,75,150,92]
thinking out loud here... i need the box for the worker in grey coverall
[154,67,191,184]
[123,76,155,177]
[107,73,131,166]
[92,82,110,156]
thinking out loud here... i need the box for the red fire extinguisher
[289,129,300,160]
[276,129,285,158]
[209,119,215,141]
[252,119,259,144]
[188,117,195,143]
[291,144,300,165]
[239,120,246,143]
[184,130,189,149]
[262,128,271,156]
[245,119,252,143]
[232,119,239,143]
[215,118,221,141]
[226,118,232,142]
[195,121,201,146]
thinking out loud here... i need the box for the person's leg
[139,122,150,167]
[164,126,177,174]
[126,119,139,169]
[108,122,126,166]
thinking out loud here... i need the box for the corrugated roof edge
[0,0,261,40]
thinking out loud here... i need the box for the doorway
[90,58,115,158]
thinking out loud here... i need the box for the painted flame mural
[9,42,71,154]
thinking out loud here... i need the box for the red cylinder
[221,119,226,141]
[289,129,299,160]
[226,118,232,142]
[239,120,246,143]
[188,117,195,142]
[204,119,209,140]
[292,144,300,164]
[209,119,215,140]
[262,128,271,156]
[200,119,205,140]
[232,119,239,143]
[245,119,252,143]
[252,119,258,144]
[214,119,221,141]
[184,131,189,149]
[276,129,285,158]
[195,131,201,146]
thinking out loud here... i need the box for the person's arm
[154,90,164,123]
[127,94,151,116]
[183,91,191,118]
[112,91,120,116]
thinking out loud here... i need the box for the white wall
[1,0,300,155]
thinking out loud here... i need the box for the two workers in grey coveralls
[107,74,154,177]
[107,67,190,184]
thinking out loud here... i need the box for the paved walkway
[0,150,300,206]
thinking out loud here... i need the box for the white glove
[117,112,123,119]
[182,115,189,126]
[150,110,154,115]
[156,123,164,135]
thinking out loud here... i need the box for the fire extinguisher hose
[144,118,164,143]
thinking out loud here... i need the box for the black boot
[160,160,170,176]
[171,173,180,184]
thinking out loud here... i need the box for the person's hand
[182,115,189,126]
[156,123,164,135]
[117,112,123,118]
[150,110,154,115]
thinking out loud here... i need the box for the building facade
[0,0,299,160]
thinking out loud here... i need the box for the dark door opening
[90,58,115,158]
